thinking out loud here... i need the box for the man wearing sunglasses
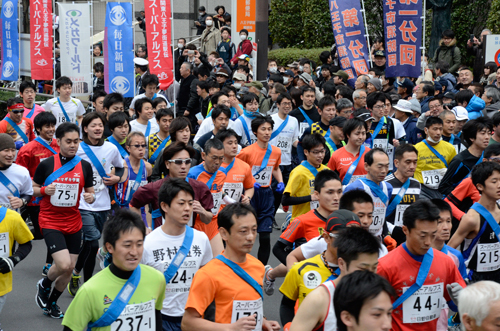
[0,98,36,151]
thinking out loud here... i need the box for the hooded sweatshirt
[466,95,485,120]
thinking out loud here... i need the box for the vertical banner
[1,0,19,81]
[383,0,422,78]
[328,0,370,88]
[104,2,134,97]
[58,3,92,95]
[30,0,53,80]
[144,0,174,90]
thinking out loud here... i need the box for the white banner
[58,3,92,96]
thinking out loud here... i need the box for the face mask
[199,11,204,15]
[206,20,213,26]
[178,43,184,49]
[427,135,442,144]
[299,66,304,72]
[412,93,417,99]
[234,83,242,89]
[283,77,289,84]
[240,35,247,41]
[269,67,278,74]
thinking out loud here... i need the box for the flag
[1,0,19,81]
[30,0,53,80]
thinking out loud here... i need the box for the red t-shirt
[279,209,327,244]
[236,143,281,188]
[327,146,369,182]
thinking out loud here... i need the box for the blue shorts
[162,315,182,331]
[251,186,275,233]
[80,209,109,241]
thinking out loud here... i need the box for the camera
[443,101,457,110]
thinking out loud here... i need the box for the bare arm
[290,286,330,331]
[181,307,256,331]
[286,246,305,270]
[273,167,283,183]
[448,211,479,249]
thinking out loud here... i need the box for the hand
[254,182,261,190]
[195,21,200,26]
[383,235,397,251]
[44,183,56,196]
[83,193,94,204]
[217,58,224,64]
[7,197,23,209]
[467,39,473,47]
[473,37,480,45]
[230,314,257,331]
[309,80,316,88]
[192,200,206,215]
[276,182,285,193]
[0,257,14,274]
[15,141,24,150]
[184,110,190,116]
[197,119,203,125]
[263,319,281,331]
[182,49,189,56]
[311,191,320,201]
[447,282,463,306]
[392,139,400,148]
[241,194,251,204]
[103,175,120,186]
[194,50,200,58]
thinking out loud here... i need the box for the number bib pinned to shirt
[252,166,272,186]
[277,136,292,155]
[402,283,443,324]
[211,191,223,214]
[93,171,105,192]
[231,298,263,331]
[477,242,500,272]
[394,205,410,227]
[373,138,388,151]
[223,182,243,203]
[422,168,446,189]
[51,183,79,207]
[299,123,310,136]
[57,112,75,124]
[110,299,155,331]
[0,232,9,258]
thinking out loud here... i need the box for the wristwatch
[21,198,28,206]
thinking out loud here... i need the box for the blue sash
[149,135,170,164]
[270,116,289,140]
[215,255,263,298]
[360,178,388,205]
[423,140,448,167]
[392,247,434,309]
[152,93,157,100]
[35,137,57,154]
[298,107,313,126]
[145,121,152,138]
[471,203,500,241]
[222,158,235,176]
[164,226,194,283]
[80,142,109,180]
[0,171,20,197]
[107,136,128,158]
[253,143,272,177]
[325,137,337,152]
[386,179,410,216]
[57,98,71,122]
[5,117,28,143]
[342,145,365,186]
[239,116,252,144]
[116,159,145,207]
[87,265,142,330]
[326,267,341,281]
[205,170,219,190]
[370,117,386,148]
[26,105,35,119]
[0,207,7,223]
[449,134,455,145]
[301,160,319,177]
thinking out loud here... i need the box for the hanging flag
[1,0,19,81]
[144,0,174,90]
[58,3,92,95]
[30,0,53,80]
[383,0,422,78]
[328,0,370,88]
[104,2,134,97]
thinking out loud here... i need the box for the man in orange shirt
[237,116,284,265]
[182,203,281,331]
[328,118,370,185]
[0,98,36,151]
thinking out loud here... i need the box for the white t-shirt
[270,114,299,166]
[130,118,159,137]
[193,117,235,144]
[77,141,124,211]
[231,114,257,146]
[388,117,406,171]
[0,164,33,211]
[301,236,388,260]
[43,97,85,129]
[142,225,212,316]
[130,93,168,111]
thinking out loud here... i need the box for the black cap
[443,92,456,99]
[329,116,347,128]
[198,6,206,11]
[325,210,361,232]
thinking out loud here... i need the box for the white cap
[451,106,469,121]
[393,100,413,114]
[134,57,149,66]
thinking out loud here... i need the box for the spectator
[216,27,235,66]
[393,99,419,144]
[371,50,386,72]
[336,85,354,102]
[92,62,104,92]
[213,5,229,30]
[337,98,354,118]
[456,67,474,91]
[397,78,414,100]
[468,83,484,98]
[136,45,147,59]
[381,75,396,94]
[263,83,286,115]
[353,90,367,110]
[200,16,222,55]
[177,62,197,114]
[456,89,485,120]
[93,45,102,57]
[416,82,435,113]
[333,70,348,86]
[230,29,252,66]
[354,74,369,90]
[174,38,186,81]
[195,6,207,35]
[432,29,461,74]
[468,29,492,82]
[488,72,497,86]
[434,60,456,91]
[482,87,500,118]
[370,36,385,61]
[134,57,149,95]
[480,61,497,85]
[136,10,146,44]
[367,78,382,94]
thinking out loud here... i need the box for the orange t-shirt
[279,209,328,245]
[185,253,265,325]
[327,146,370,183]
[221,158,255,206]
[236,143,281,188]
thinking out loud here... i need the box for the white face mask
[427,135,442,144]
[269,67,278,74]
[206,20,213,26]
[240,34,247,41]
[178,43,184,49]
[299,66,304,72]
[234,83,242,89]
[283,77,289,84]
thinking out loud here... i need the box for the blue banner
[383,0,422,78]
[104,2,134,97]
[1,0,19,81]
[328,0,370,88]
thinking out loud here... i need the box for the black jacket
[177,75,196,112]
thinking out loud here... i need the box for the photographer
[195,6,208,35]
[467,29,492,82]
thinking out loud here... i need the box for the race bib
[231,298,263,331]
[402,283,443,324]
[369,205,386,237]
[50,183,79,207]
[348,175,364,185]
[0,232,9,258]
[211,191,223,215]
[57,112,75,124]
[373,138,388,151]
[92,171,105,192]
[110,300,155,331]
[477,242,500,272]
[223,182,243,203]
[394,204,410,227]
[276,136,292,155]
[252,166,272,187]
[422,168,446,189]
[299,122,310,136]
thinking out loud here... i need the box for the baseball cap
[298,72,312,84]
[283,70,295,77]
[134,57,149,66]
[325,210,361,233]
[238,54,250,61]
[443,92,456,100]
[409,98,421,114]
[329,116,347,127]
[216,68,229,77]
[333,70,349,81]
[245,81,264,90]
[374,50,385,57]
[451,106,469,121]
[356,111,375,122]
[393,100,413,114]
[397,78,414,90]
[233,72,247,82]
[287,61,300,68]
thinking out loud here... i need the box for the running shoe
[97,247,112,269]
[35,279,51,312]
[263,265,275,296]
[67,273,81,296]
[42,264,51,277]
[45,302,64,319]
[281,213,292,232]
[272,220,280,230]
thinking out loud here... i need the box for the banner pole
[170,0,176,117]
[89,1,93,98]
[17,0,21,87]
[421,0,426,77]
[133,0,136,97]
[360,0,373,69]
[53,0,56,96]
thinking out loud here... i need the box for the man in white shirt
[130,98,160,137]
[129,74,168,117]
[43,76,85,130]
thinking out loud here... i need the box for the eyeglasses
[429,105,443,110]
[310,149,326,155]
[168,158,192,165]
[131,144,147,149]
[373,104,388,110]
[280,102,293,107]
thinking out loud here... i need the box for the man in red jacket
[230,29,253,66]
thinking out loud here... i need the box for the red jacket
[230,39,253,64]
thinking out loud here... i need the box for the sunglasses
[131,144,147,148]
[11,110,23,114]
[168,158,192,165]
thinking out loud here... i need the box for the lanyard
[149,135,170,164]
[164,226,194,283]
[301,160,319,177]
[239,116,252,144]
[0,171,20,197]
[145,121,152,138]
[360,178,388,205]
[471,203,500,242]
[80,142,109,180]
[215,255,264,299]
[342,145,365,186]
[222,158,235,176]
[34,137,57,154]
[57,97,71,122]
[423,140,448,167]
[270,116,289,140]
[5,117,28,143]
[370,117,386,148]
[298,107,314,126]
[25,105,35,119]
[385,178,410,216]
[107,136,128,158]
[253,143,272,177]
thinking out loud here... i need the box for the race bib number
[252,166,272,186]
[402,283,443,324]
[373,138,388,151]
[477,242,500,272]
[394,204,409,227]
[369,205,386,236]
[211,191,223,215]
[110,300,155,331]
[0,232,9,258]
[422,168,446,189]
[276,136,292,155]
[231,298,263,331]
[50,183,79,207]
[57,112,75,124]
[299,122,310,136]
[223,182,243,202]
[92,171,105,193]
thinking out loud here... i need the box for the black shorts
[42,229,82,255]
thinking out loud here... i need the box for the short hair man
[459,281,500,331]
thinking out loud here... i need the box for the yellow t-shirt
[279,254,333,306]
[148,132,171,160]
[414,140,456,188]
[284,163,330,220]
[0,208,34,296]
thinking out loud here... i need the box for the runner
[236,116,284,265]
[289,86,321,136]
[148,108,174,164]
[61,209,166,331]
[33,122,94,318]
[187,138,226,256]
[289,227,380,331]
[448,162,500,282]
[142,178,212,331]
[194,105,230,152]
[451,106,469,153]
[327,118,370,185]
[130,98,159,137]
[345,148,393,239]
[19,81,45,120]
[231,93,261,146]
[0,134,33,212]
[182,203,281,331]
[279,210,362,326]
[439,117,492,196]
[439,110,464,153]
[414,117,456,199]
[102,92,125,138]
[194,92,236,142]
[0,98,36,149]
[324,117,347,164]
[106,112,130,158]
[91,90,107,115]
[42,76,85,129]
[129,74,169,115]
[377,199,466,331]
[69,112,125,295]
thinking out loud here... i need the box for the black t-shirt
[289,105,321,126]
[196,131,215,151]
[33,154,94,188]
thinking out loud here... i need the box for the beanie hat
[368,78,382,91]
[0,134,15,151]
